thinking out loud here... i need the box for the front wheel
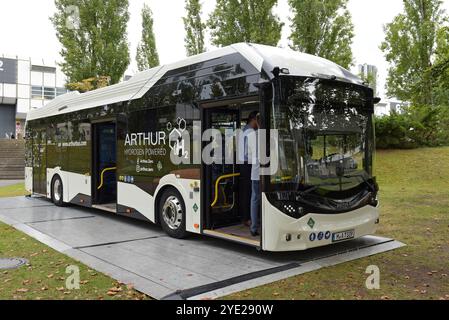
[159,189,188,239]
[51,175,65,207]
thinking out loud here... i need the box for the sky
[1,0,448,97]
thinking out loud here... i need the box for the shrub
[375,105,449,149]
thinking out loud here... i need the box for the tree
[288,0,354,69]
[208,0,283,47]
[381,0,445,105]
[136,4,160,71]
[358,65,378,96]
[432,26,449,106]
[51,0,130,87]
[66,76,110,93]
[183,0,206,56]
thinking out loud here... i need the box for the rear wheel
[159,188,187,239]
[51,175,65,207]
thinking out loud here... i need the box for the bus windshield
[270,77,375,196]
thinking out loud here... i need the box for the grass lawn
[227,147,449,300]
[1,148,448,300]
[0,184,149,300]
[0,183,29,198]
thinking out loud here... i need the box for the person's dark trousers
[238,164,252,222]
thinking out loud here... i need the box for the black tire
[51,175,65,207]
[158,188,188,239]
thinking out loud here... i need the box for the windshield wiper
[344,174,376,193]
[300,182,350,195]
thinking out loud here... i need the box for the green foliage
[183,0,206,56]
[208,0,283,47]
[359,71,377,96]
[288,0,354,69]
[136,4,160,71]
[51,0,130,85]
[66,76,111,93]
[432,26,449,106]
[375,105,449,149]
[380,0,445,105]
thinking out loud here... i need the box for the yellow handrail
[97,167,117,190]
[211,173,240,207]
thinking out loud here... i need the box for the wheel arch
[47,168,67,202]
[154,184,184,225]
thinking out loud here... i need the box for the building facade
[0,54,68,139]
[375,99,410,117]
[358,63,378,97]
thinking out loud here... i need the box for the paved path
[0,196,405,300]
[0,180,24,188]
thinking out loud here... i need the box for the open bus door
[91,121,117,213]
[201,101,261,247]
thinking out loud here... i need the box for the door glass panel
[209,111,238,213]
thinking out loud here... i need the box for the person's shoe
[243,220,251,227]
[250,230,260,237]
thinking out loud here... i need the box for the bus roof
[27,43,364,122]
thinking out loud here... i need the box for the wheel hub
[53,179,61,202]
[162,196,183,230]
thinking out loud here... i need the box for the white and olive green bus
[25,43,380,252]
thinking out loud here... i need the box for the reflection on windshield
[271,77,375,194]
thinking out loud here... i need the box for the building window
[44,87,56,100]
[56,87,69,96]
[31,86,43,99]
[31,65,56,74]
[31,86,59,100]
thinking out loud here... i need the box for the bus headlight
[279,202,305,219]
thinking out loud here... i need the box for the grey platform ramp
[0,196,405,300]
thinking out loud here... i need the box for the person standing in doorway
[238,111,259,227]
[248,113,261,237]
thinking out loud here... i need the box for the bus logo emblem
[308,218,315,229]
[193,204,199,213]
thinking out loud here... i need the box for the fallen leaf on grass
[16,288,29,293]
[47,274,54,279]
[56,287,64,292]
[380,296,390,300]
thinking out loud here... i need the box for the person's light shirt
[247,129,260,181]
[237,124,251,164]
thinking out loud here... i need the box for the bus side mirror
[373,97,381,104]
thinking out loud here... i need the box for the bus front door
[92,122,117,208]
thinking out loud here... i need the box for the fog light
[286,234,292,242]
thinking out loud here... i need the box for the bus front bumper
[262,194,380,252]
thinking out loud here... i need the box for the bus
[25,43,380,252]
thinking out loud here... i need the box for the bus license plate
[332,230,355,243]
